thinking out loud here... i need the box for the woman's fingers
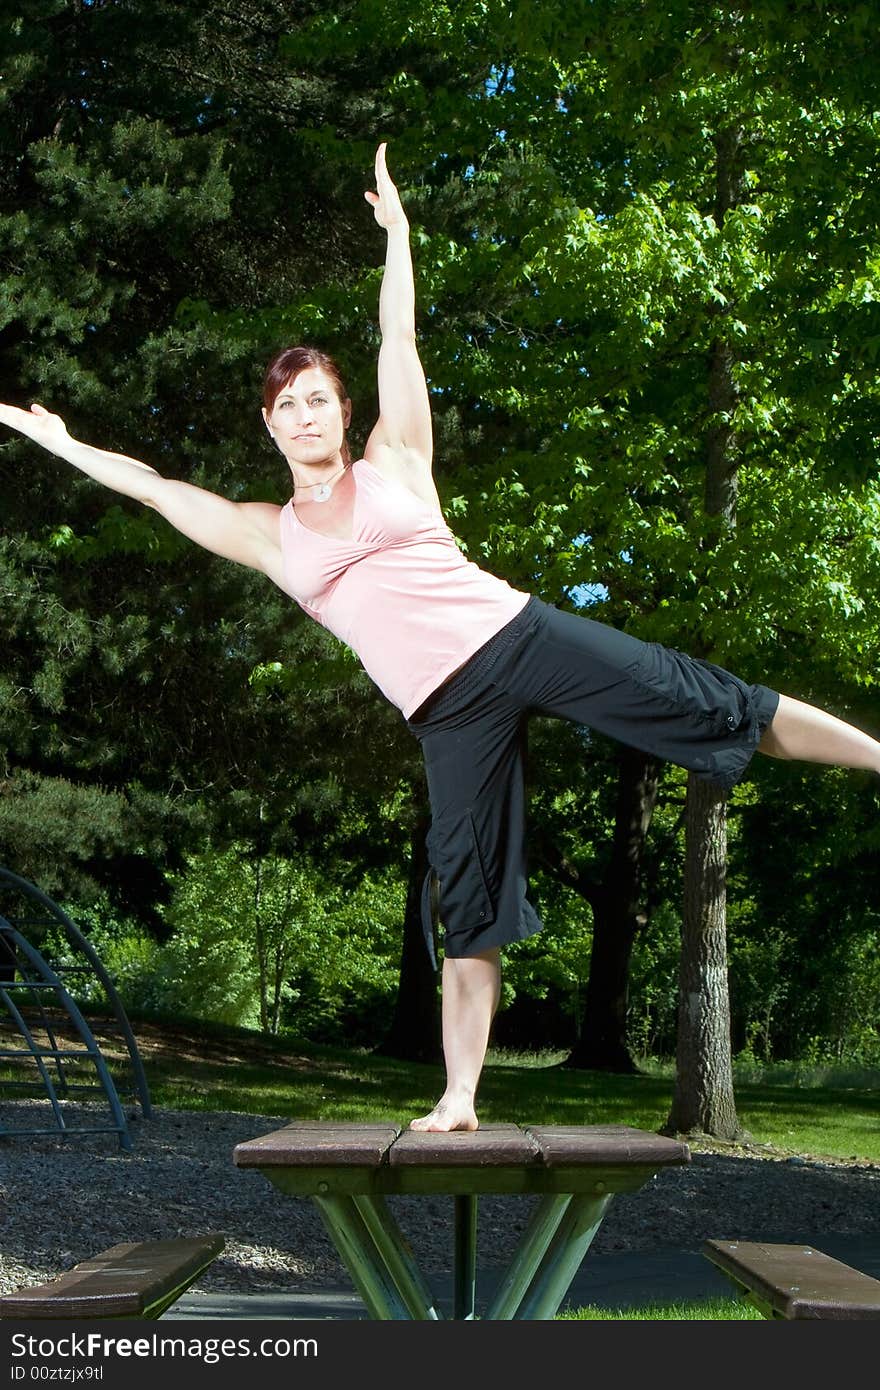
[1,401,48,421]
[365,142,407,229]
[0,402,29,430]
[0,400,66,443]
[366,143,389,211]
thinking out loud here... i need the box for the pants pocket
[426,809,497,935]
[636,643,751,736]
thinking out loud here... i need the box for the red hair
[262,346,352,465]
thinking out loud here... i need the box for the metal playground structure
[0,865,152,1150]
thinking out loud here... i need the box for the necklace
[294,463,347,504]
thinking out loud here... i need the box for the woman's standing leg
[409,948,501,1132]
[406,644,537,1132]
[758,693,880,772]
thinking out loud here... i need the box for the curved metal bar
[0,938,69,1094]
[0,865,152,1116]
[0,919,132,1150]
[0,975,69,1132]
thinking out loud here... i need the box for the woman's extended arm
[0,402,280,574]
[363,144,433,474]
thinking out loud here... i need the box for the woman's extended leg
[758,693,880,773]
[409,948,501,1132]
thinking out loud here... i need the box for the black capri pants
[406,596,779,966]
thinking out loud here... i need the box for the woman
[3,145,879,1132]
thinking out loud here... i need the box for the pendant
[314,483,332,503]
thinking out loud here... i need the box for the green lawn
[118,1017,880,1163]
[559,1296,762,1319]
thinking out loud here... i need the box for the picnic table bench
[0,1235,225,1320]
[233,1121,690,1320]
[703,1239,880,1320]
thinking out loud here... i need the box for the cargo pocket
[636,644,752,736]
[426,809,497,939]
[692,658,754,738]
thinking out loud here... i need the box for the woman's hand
[0,401,70,454]
[362,142,433,476]
[364,142,409,231]
[1,397,284,577]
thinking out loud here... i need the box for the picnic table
[232,1120,691,1320]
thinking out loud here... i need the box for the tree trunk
[666,116,745,1137]
[253,852,269,1034]
[666,774,743,1137]
[565,747,660,1072]
[379,813,442,1063]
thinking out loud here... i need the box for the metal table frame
[233,1122,691,1321]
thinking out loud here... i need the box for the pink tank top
[278,457,530,717]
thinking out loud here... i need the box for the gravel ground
[2,1101,879,1297]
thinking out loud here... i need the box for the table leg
[351,1195,443,1320]
[513,1192,613,1320]
[483,1194,573,1320]
[453,1194,478,1319]
[313,1194,413,1320]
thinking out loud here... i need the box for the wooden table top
[233,1122,691,1197]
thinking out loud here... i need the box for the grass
[85,1014,880,1163]
[4,1012,878,1159]
[559,1296,762,1320]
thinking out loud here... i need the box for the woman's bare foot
[409,1093,479,1132]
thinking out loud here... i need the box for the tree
[562,749,662,1072]
[386,2,880,1101]
[159,846,295,1029]
[0,0,430,912]
[671,70,749,1140]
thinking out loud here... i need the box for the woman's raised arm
[363,144,433,474]
[0,401,281,576]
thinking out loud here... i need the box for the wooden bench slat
[0,1235,225,1320]
[388,1123,541,1168]
[233,1123,401,1168]
[525,1124,691,1169]
[703,1240,880,1320]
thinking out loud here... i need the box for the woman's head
[262,346,352,468]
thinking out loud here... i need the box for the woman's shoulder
[238,499,287,551]
[360,443,441,513]
[363,438,428,474]
[241,499,286,522]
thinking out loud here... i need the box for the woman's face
[263,367,351,469]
